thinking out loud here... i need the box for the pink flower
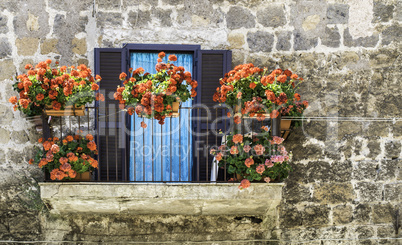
[270,136,284,145]
[254,144,265,155]
[243,145,251,153]
[264,177,271,183]
[271,155,285,163]
[265,159,274,168]
[256,164,265,174]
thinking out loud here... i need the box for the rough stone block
[123,0,158,7]
[369,48,399,69]
[12,0,50,38]
[228,32,245,49]
[0,38,11,59]
[337,121,363,140]
[283,180,311,204]
[96,12,122,28]
[372,203,395,224]
[128,10,151,27]
[247,31,274,52]
[382,24,402,46]
[353,161,378,181]
[0,59,16,81]
[366,121,391,138]
[256,5,286,28]
[332,205,353,225]
[72,38,87,56]
[0,14,8,33]
[355,225,374,239]
[301,205,330,227]
[226,6,255,29]
[366,141,381,159]
[279,205,302,228]
[355,182,382,202]
[377,225,395,238]
[313,183,354,204]
[326,4,349,24]
[384,141,401,160]
[354,204,371,224]
[276,31,291,51]
[10,130,29,144]
[0,128,10,144]
[383,183,401,201]
[293,30,318,51]
[373,2,394,23]
[377,159,399,181]
[321,26,340,48]
[152,8,172,27]
[15,37,39,56]
[97,0,121,10]
[40,39,58,54]
[344,28,379,48]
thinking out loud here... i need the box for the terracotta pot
[172,101,179,113]
[74,172,91,181]
[45,105,85,116]
[280,119,292,140]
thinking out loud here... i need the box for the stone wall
[0,0,401,243]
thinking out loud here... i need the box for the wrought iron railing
[41,105,292,182]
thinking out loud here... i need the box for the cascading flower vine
[9,59,104,116]
[114,52,197,126]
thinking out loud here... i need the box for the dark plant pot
[271,113,281,137]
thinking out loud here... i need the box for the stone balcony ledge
[39,182,284,216]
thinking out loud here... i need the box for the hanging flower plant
[114,52,197,125]
[29,134,98,181]
[9,59,105,117]
[210,129,292,190]
[213,64,308,126]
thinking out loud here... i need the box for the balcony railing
[41,105,289,182]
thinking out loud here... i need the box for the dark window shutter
[94,48,126,181]
[194,50,232,181]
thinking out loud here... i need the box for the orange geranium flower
[239,179,251,190]
[232,134,243,144]
[168,54,177,61]
[141,121,147,129]
[87,141,97,151]
[230,146,239,155]
[43,141,52,151]
[245,158,254,168]
[91,83,99,91]
[86,134,94,141]
[65,135,74,142]
[8,96,17,104]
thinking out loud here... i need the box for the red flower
[36,93,44,101]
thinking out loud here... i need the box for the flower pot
[45,105,85,116]
[281,119,292,140]
[138,101,180,118]
[234,105,270,119]
[74,172,91,181]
